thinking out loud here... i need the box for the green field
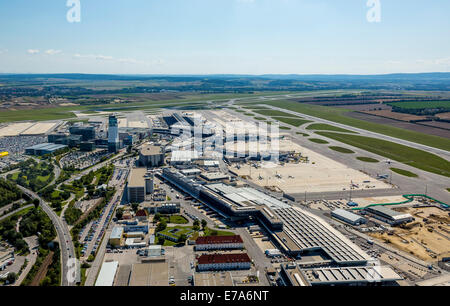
[252,109,299,118]
[309,138,329,144]
[317,132,450,177]
[271,117,312,127]
[306,123,357,134]
[279,126,291,130]
[388,101,450,110]
[329,146,355,154]
[356,157,379,163]
[241,100,450,151]
[161,215,189,224]
[390,168,419,178]
[203,227,235,237]
[244,113,255,116]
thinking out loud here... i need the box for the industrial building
[195,235,244,251]
[139,144,164,167]
[272,207,371,266]
[365,206,414,226]
[25,143,67,156]
[331,209,367,226]
[95,261,119,286]
[281,264,402,286]
[197,253,251,271]
[127,168,153,203]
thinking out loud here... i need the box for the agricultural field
[316,131,450,177]
[388,101,450,110]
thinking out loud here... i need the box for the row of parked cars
[80,200,117,257]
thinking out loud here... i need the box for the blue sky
[0,0,449,74]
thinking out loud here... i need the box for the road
[14,185,76,286]
[0,204,34,222]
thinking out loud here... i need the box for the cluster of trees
[20,207,56,246]
[21,244,61,287]
[63,201,83,226]
[0,178,23,208]
[0,215,29,254]
[7,159,54,192]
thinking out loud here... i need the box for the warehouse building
[95,261,119,286]
[197,253,251,271]
[331,209,367,226]
[299,265,402,286]
[273,207,371,266]
[25,143,67,156]
[195,235,244,251]
[365,206,414,226]
[139,144,164,167]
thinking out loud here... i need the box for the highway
[12,185,76,286]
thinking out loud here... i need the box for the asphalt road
[13,185,76,286]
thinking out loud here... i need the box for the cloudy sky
[0,0,449,74]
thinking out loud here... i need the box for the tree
[7,272,16,284]
[201,219,207,229]
[178,234,187,244]
[115,208,124,220]
[156,220,167,232]
[131,203,139,213]
[33,198,40,208]
[193,219,200,227]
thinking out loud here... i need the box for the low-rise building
[109,226,124,247]
[197,253,251,271]
[143,202,181,214]
[331,209,367,225]
[195,235,244,251]
[365,206,414,226]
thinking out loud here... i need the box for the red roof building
[197,253,251,265]
[196,235,243,245]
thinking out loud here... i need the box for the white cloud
[45,49,62,55]
[72,53,159,66]
[27,49,40,54]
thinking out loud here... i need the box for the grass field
[309,138,329,144]
[271,116,312,127]
[203,227,235,237]
[388,101,450,110]
[390,167,419,178]
[329,146,355,154]
[161,215,189,224]
[244,113,255,116]
[317,131,450,177]
[241,100,450,151]
[306,123,357,134]
[252,109,300,118]
[357,157,379,163]
[279,126,291,130]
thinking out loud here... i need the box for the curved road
[15,185,76,286]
